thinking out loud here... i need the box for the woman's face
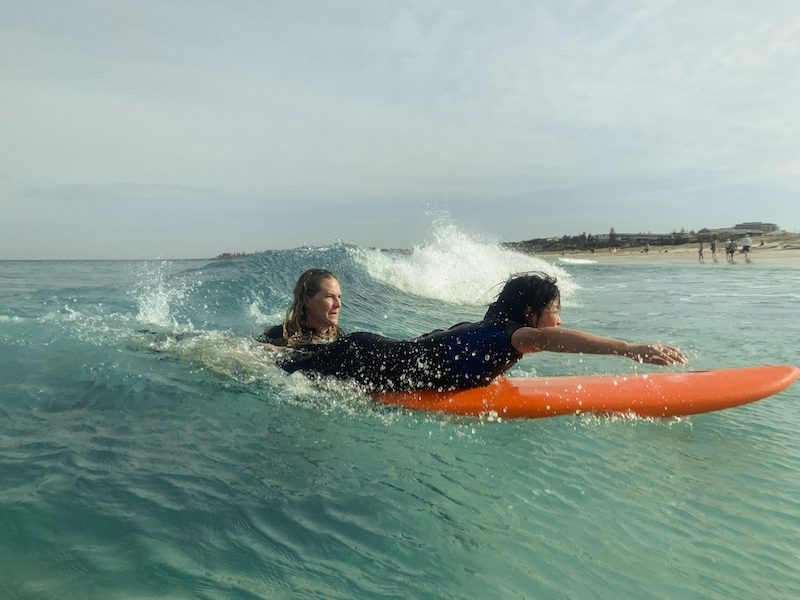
[527,298,561,328]
[304,277,342,333]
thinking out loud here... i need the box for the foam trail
[355,220,575,305]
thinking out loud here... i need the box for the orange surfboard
[375,365,799,419]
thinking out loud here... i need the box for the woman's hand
[624,343,687,366]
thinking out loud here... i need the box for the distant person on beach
[698,242,704,263]
[275,272,687,392]
[740,234,752,258]
[726,239,737,262]
[644,242,650,254]
[256,269,344,349]
[710,240,717,258]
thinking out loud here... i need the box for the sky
[2,0,800,259]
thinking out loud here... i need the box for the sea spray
[354,220,577,306]
[247,296,285,332]
[130,261,200,328]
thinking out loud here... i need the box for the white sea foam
[354,218,576,305]
[558,257,598,265]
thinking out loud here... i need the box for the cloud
[2,0,800,258]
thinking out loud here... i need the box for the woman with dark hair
[277,272,686,391]
[257,268,343,348]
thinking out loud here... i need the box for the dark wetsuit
[276,319,525,391]
[256,325,288,345]
[256,324,344,352]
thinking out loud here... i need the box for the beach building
[734,222,779,233]
[699,222,781,241]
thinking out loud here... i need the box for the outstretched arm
[511,326,687,366]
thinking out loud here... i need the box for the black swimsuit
[255,324,287,345]
[276,319,524,391]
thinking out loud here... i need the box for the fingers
[630,343,687,365]
[662,344,687,364]
[645,343,687,365]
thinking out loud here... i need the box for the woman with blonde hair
[257,269,343,348]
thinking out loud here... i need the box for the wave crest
[354,220,574,305]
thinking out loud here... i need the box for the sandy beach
[539,237,800,266]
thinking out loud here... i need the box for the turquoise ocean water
[2,224,800,599]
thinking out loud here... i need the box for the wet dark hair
[483,272,560,325]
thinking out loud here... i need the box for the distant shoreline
[5,234,799,263]
[537,241,800,266]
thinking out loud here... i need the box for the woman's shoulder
[256,324,288,345]
[257,323,345,345]
[501,320,526,338]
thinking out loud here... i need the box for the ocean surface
[2,224,800,599]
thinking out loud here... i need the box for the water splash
[354,216,575,305]
[247,297,285,330]
[131,261,198,328]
